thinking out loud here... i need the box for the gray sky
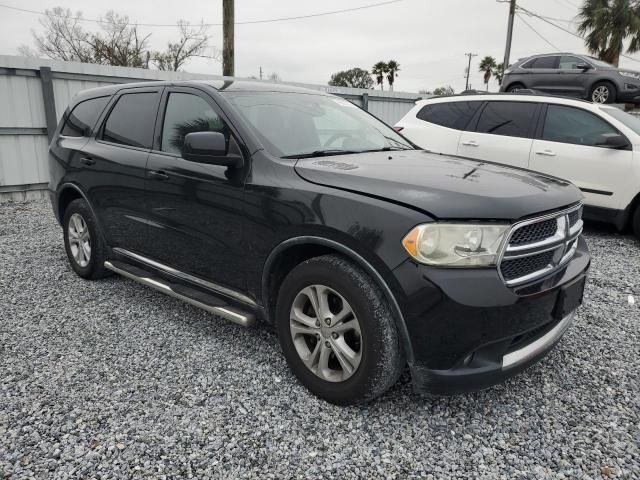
[2,0,639,93]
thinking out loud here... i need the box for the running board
[104,260,255,327]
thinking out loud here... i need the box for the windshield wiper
[281,149,358,159]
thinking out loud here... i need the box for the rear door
[399,101,482,154]
[457,100,540,169]
[143,87,249,292]
[524,55,560,92]
[529,103,633,209]
[78,87,162,253]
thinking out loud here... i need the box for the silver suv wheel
[289,284,362,382]
[592,85,610,103]
[67,213,91,267]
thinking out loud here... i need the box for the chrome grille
[498,204,583,286]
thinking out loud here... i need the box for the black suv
[500,53,640,104]
[48,80,590,405]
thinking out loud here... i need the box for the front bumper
[392,236,590,395]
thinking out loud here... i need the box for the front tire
[632,205,640,239]
[590,81,616,104]
[62,198,109,279]
[275,254,404,405]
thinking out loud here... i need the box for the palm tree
[577,0,640,66]
[386,60,400,91]
[371,61,388,90]
[478,56,497,91]
[493,62,505,85]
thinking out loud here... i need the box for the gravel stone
[1,199,638,479]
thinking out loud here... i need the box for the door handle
[461,140,479,147]
[535,149,556,157]
[148,170,169,180]
[80,157,96,166]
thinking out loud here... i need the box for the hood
[294,150,582,220]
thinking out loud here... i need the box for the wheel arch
[504,81,525,92]
[261,236,415,363]
[56,183,107,243]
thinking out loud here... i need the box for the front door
[529,104,633,210]
[143,87,249,293]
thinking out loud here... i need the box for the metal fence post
[362,92,369,111]
[39,66,57,141]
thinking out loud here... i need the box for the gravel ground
[1,199,638,480]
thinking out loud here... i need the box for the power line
[516,13,560,51]
[0,0,403,28]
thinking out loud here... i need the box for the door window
[416,101,482,130]
[525,56,559,69]
[542,105,620,147]
[61,96,110,137]
[475,101,537,138]
[559,56,583,69]
[102,92,158,148]
[160,92,229,155]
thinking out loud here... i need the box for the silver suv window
[522,56,559,69]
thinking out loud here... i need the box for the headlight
[402,223,509,267]
[619,71,640,80]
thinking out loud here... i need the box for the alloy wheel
[592,86,610,103]
[68,213,91,267]
[289,284,362,382]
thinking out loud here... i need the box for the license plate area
[553,274,586,320]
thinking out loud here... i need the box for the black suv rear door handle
[80,157,96,166]
[148,170,169,180]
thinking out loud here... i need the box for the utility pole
[503,0,516,70]
[464,53,477,91]
[259,66,263,80]
[223,0,234,77]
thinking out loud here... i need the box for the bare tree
[91,11,151,68]
[153,21,209,71]
[29,7,94,62]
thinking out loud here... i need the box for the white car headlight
[619,71,640,80]
[402,223,510,267]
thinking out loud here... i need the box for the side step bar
[104,260,255,327]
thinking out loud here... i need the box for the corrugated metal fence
[0,55,422,200]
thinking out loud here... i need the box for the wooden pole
[223,0,234,76]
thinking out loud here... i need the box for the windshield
[602,107,640,135]
[586,56,614,68]
[224,91,413,158]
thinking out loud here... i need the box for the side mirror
[595,132,629,149]
[182,131,243,167]
[575,63,591,71]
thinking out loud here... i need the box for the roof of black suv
[72,79,330,104]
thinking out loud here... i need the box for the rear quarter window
[416,101,482,130]
[61,96,110,137]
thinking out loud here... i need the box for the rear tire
[62,198,109,280]
[275,254,404,405]
[632,205,640,239]
[590,81,616,104]
[507,83,525,93]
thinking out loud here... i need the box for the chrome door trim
[112,247,257,307]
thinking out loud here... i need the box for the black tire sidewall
[632,206,640,239]
[508,84,524,92]
[62,199,107,279]
[275,255,402,405]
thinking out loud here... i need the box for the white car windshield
[602,107,640,135]
[224,91,413,158]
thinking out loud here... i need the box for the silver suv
[500,53,640,104]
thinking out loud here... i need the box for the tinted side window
[476,102,538,138]
[542,105,619,147]
[559,56,583,69]
[160,93,230,155]
[530,56,558,69]
[61,96,110,137]
[102,93,158,148]
[416,101,482,130]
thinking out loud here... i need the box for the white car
[395,93,640,237]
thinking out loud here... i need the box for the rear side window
[102,93,158,148]
[524,56,558,69]
[160,92,229,155]
[543,105,619,146]
[416,101,482,130]
[476,101,538,138]
[61,96,109,137]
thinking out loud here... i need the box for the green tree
[371,61,389,90]
[493,62,505,85]
[577,0,640,66]
[386,60,400,91]
[328,68,374,88]
[433,85,455,96]
[479,56,497,90]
